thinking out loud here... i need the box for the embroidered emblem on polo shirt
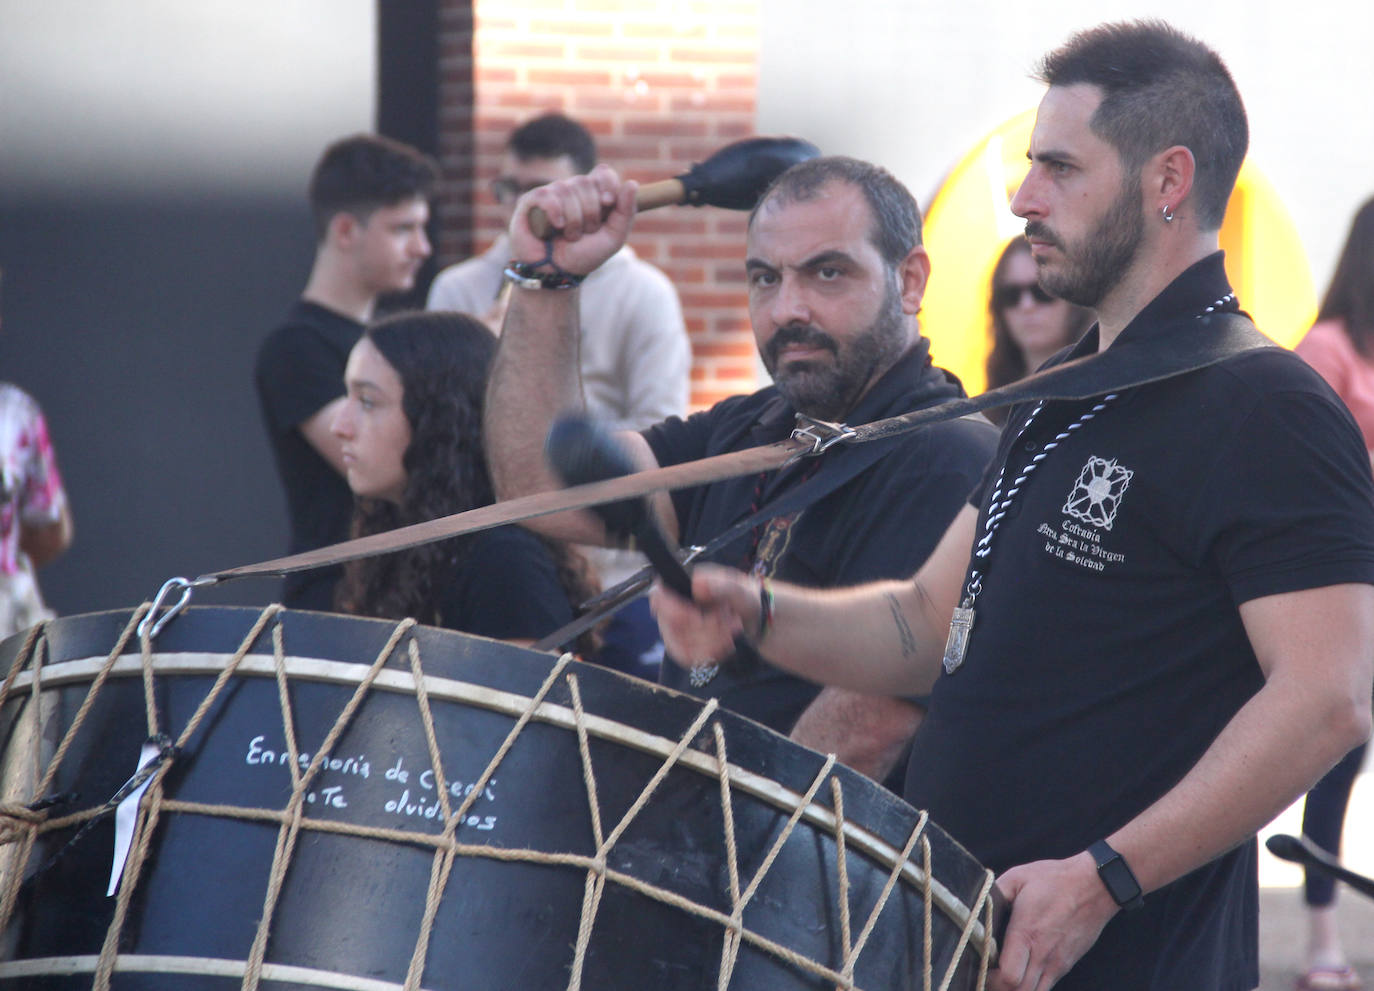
[1062,456,1133,531]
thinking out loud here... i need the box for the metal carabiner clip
[137,575,218,641]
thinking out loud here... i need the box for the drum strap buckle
[787,415,856,465]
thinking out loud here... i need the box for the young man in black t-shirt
[255,134,437,610]
[651,21,1374,991]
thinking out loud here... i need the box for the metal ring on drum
[0,606,1001,990]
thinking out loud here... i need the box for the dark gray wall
[0,192,313,612]
[0,3,375,615]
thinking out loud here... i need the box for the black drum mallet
[545,414,759,665]
[545,414,694,601]
[1266,833,1374,901]
[527,134,821,239]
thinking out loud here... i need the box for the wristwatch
[1088,839,1144,911]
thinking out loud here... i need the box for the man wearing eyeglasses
[429,113,690,676]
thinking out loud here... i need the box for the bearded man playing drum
[484,156,998,790]
[652,20,1374,991]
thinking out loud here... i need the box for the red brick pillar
[436,0,763,410]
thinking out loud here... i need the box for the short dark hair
[309,134,438,240]
[1036,20,1247,230]
[750,156,922,270]
[508,113,597,175]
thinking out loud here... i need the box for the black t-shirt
[907,254,1374,990]
[255,300,362,611]
[434,526,574,640]
[643,341,999,733]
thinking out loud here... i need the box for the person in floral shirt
[0,269,72,636]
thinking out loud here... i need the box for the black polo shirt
[907,253,1374,991]
[643,340,999,733]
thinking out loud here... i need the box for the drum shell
[0,607,996,990]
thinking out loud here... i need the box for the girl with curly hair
[331,310,597,652]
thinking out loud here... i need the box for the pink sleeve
[1294,321,1352,398]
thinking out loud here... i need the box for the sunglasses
[490,177,550,203]
[994,283,1056,308]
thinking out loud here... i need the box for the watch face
[1091,840,1143,909]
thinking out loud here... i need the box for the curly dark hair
[335,310,599,653]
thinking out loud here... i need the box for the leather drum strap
[207,312,1269,586]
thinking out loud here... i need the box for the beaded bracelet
[504,238,588,290]
[504,261,586,290]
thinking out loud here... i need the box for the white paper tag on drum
[107,740,161,896]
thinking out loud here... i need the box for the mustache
[1023,222,1063,249]
[766,324,838,365]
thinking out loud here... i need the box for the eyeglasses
[994,283,1056,309]
[490,177,550,204]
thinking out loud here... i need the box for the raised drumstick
[527,134,821,240]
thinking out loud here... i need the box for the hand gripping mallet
[527,135,821,239]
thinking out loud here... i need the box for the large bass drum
[0,606,999,990]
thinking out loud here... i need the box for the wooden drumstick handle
[526,177,687,240]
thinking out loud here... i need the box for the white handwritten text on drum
[383,757,498,828]
[242,737,499,828]
[245,735,372,778]
[244,735,371,808]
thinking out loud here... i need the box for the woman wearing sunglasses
[983,237,1094,421]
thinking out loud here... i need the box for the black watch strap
[1089,839,1144,911]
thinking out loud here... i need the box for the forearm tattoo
[885,592,918,658]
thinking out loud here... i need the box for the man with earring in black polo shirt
[652,20,1374,991]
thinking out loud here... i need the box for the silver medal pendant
[942,599,976,674]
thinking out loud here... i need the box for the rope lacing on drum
[1,605,1004,991]
[0,607,150,940]
[562,678,720,991]
[94,603,287,991]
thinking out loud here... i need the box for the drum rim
[0,952,426,990]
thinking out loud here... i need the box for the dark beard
[1028,178,1144,309]
[764,281,907,421]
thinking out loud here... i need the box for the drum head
[0,606,998,990]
